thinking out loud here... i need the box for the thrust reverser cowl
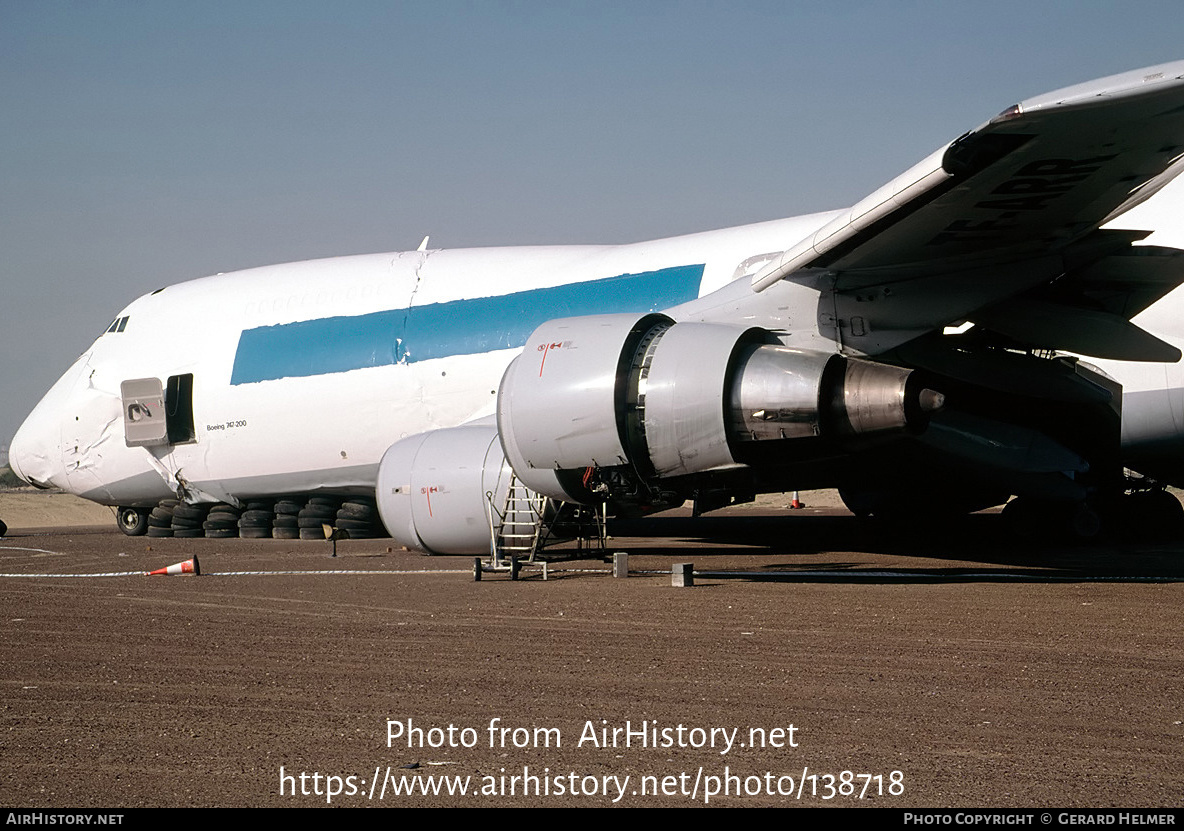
[497,315,944,503]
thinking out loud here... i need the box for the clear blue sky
[5,0,1184,453]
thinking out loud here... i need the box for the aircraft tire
[0,519,7,536]
[1065,502,1102,541]
[1119,490,1184,539]
[1004,497,1103,542]
[117,507,150,537]
[173,528,205,538]
[837,488,874,518]
[172,504,208,521]
[239,527,271,539]
[1148,489,1184,533]
[146,526,173,538]
[299,507,336,521]
[1001,498,1042,538]
[338,503,374,520]
[205,528,238,539]
[272,528,299,540]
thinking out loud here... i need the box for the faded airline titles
[929,155,1118,247]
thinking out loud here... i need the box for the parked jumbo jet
[12,62,1184,550]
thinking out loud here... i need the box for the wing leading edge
[751,61,1184,362]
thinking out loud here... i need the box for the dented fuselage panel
[11,216,841,506]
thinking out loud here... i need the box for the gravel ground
[0,494,1181,808]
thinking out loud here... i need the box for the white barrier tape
[0,571,149,578]
[210,569,470,576]
[0,568,469,578]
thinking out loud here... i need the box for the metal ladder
[489,474,547,566]
[484,475,610,577]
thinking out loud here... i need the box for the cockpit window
[105,316,130,335]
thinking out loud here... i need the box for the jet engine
[497,313,943,502]
[374,422,510,555]
[378,314,943,552]
[375,421,567,555]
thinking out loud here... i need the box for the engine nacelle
[376,421,575,555]
[375,422,540,555]
[375,423,507,554]
[498,315,942,502]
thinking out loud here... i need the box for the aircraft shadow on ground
[604,514,1184,582]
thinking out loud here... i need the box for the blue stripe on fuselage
[230,264,705,385]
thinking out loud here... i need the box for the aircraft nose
[8,355,91,490]
[8,430,27,483]
[9,408,56,489]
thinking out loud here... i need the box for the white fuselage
[9,212,839,506]
[12,175,1184,507]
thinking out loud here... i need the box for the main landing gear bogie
[1002,488,1184,543]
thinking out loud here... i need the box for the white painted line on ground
[693,569,1181,582]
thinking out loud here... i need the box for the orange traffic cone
[147,556,201,576]
[790,491,804,509]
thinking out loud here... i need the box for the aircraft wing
[754,62,1184,289]
[750,62,1184,361]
